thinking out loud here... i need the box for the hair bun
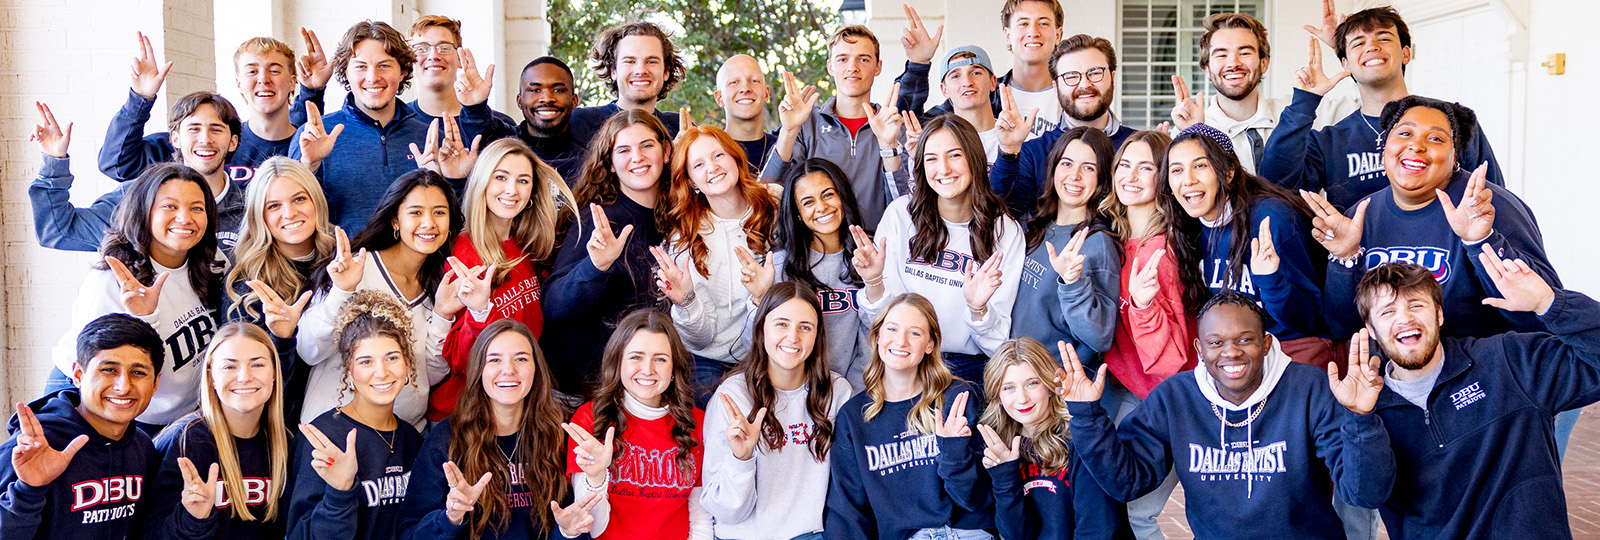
[333,289,415,346]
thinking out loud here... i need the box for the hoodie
[29,154,247,252]
[1103,234,1198,399]
[146,414,284,540]
[0,388,160,540]
[284,408,423,540]
[1067,340,1395,539]
[97,87,323,183]
[288,94,433,235]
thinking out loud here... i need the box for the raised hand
[720,394,768,461]
[1294,37,1351,96]
[902,110,924,153]
[438,114,481,179]
[176,457,220,519]
[933,391,972,438]
[1328,329,1383,415]
[246,280,312,339]
[1169,75,1205,130]
[1044,228,1089,284]
[130,31,174,99]
[1127,249,1165,310]
[432,264,467,320]
[850,225,888,299]
[452,48,496,107]
[975,424,1022,468]
[1437,162,1495,243]
[105,256,167,316]
[735,246,776,300]
[649,246,693,305]
[962,252,1005,318]
[298,424,358,491]
[10,403,88,487]
[1302,190,1367,260]
[550,492,603,535]
[1302,0,1346,49]
[561,423,616,488]
[996,85,1039,155]
[585,204,635,272]
[297,27,333,90]
[866,83,905,151]
[326,227,367,293]
[31,102,71,159]
[1054,340,1106,402]
[900,4,944,64]
[679,106,693,135]
[446,256,492,315]
[778,71,819,134]
[1249,217,1280,276]
[441,461,494,525]
[1477,243,1555,315]
[298,101,344,168]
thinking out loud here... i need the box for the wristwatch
[879,145,900,158]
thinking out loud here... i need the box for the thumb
[1436,189,1458,214]
[158,61,174,78]
[473,472,493,492]
[344,428,358,454]
[1330,71,1352,84]
[615,224,634,244]
[293,291,314,311]
[62,122,73,143]
[1481,297,1511,310]
[59,435,89,461]
[1327,359,1343,385]
[1352,198,1370,224]
[327,124,344,139]
[207,463,220,486]
[149,271,170,293]
[550,500,563,514]
[1303,24,1320,35]
[1093,364,1109,389]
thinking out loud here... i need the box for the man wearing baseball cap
[939,45,1002,165]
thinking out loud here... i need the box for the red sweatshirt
[428,233,545,420]
[1104,234,1197,398]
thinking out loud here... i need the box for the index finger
[103,256,136,285]
[849,225,872,251]
[887,82,900,109]
[305,101,322,127]
[560,422,593,444]
[1258,216,1273,243]
[140,31,154,60]
[977,423,1002,448]
[782,71,798,94]
[246,279,286,306]
[442,461,465,487]
[1141,249,1166,276]
[734,246,759,268]
[904,4,923,30]
[950,391,969,420]
[334,226,350,256]
[447,256,473,280]
[1171,74,1190,101]
[1058,339,1082,373]
[14,403,41,438]
[1309,37,1322,67]
[589,204,613,236]
[719,393,745,422]
[1000,84,1017,112]
[177,457,201,485]
[297,423,334,450]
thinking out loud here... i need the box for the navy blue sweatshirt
[737,132,778,175]
[147,414,283,540]
[991,124,1137,219]
[398,418,587,540]
[0,388,160,540]
[285,408,422,540]
[288,95,433,235]
[1196,197,1327,341]
[97,87,323,183]
[28,154,248,251]
[1258,88,1503,211]
[567,102,681,148]
[1067,361,1394,540]
[1362,289,1600,539]
[455,102,587,185]
[825,380,994,540]
[406,100,518,146]
[988,442,1133,540]
[1322,170,1559,339]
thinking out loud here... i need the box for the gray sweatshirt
[1009,222,1123,366]
[758,97,909,228]
[743,249,872,389]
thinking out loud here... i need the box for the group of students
[2,1,1597,540]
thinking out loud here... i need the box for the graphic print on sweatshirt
[1187,438,1289,485]
[71,475,143,523]
[818,288,860,315]
[613,441,698,496]
[165,306,217,373]
[865,429,940,476]
[1345,150,1386,189]
[1366,246,1453,283]
[363,466,412,507]
[501,463,537,510]
[212,476,272,510]
[904,250,977,287]
[491,278,541,319]
[1021,463,1068,494]
[1202,258,1257,296]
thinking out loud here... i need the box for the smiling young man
[898,0,1063,141]
[715,54,777,173]
[507,56,585,182]
[1169,13,1282,174]
[567,21,684,146]
[1259,6,1504,211]
[0,314,165,540]
[405,16,517,137]
[939,46,1001,165]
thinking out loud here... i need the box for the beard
[1209,66,1263,101]
[1378,331,1441,371]
[1062,82,1114,122]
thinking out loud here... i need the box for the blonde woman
[147,322,292,539]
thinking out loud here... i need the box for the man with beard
[991,34,1137,218]
[30,93,248,251]
[1169,13,1281,175]
[568,21,684,146]
[405,15,516,141]
[715,54,777,174]
[1259,5,1503,211]
[1347,252,1600,539]
[897,0,1063,142]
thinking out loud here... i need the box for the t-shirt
[1384,362,1443,411]
[838,115,869,137]
[979,127,1001,166]
[566,402,705,540]
[1007,82,1062,141]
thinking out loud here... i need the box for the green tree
[549,0,839,130]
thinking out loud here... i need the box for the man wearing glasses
[407,16,516,141]
[991,34,1137,218]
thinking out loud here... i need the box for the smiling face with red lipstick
[1382,106,1457,209]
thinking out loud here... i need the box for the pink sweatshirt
[1104,234,1197,398]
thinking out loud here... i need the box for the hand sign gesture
[1437,162,1495,243]
[1328,329,1383,415]
[245,280,312,339]
[130,32,174,100]
[976,424,1021,468]
[326,227,367,293]
[298,101,344,168]
[900,4,945,64]
[996,85,1039,155]
[441,461,494,525]
[176,457,220,519]
[778,71,819,134]
[412,116,482,179]
[10,402,88,488]
[1054,340,1106,402]
[550,492,603,535]
[1127,249,1166,310]
[866,83,905,151]
[678,106,693,135]
[649,246,693,305]
[849,225,887,285]
[1303,0,1347,49]
[432,264,468,320]
[902,111,925,153]
[1248,217,1280,276]
[297,27,333,90]
[452,48,496,107]
[585,204,635,272]
[297,424,358,491]
[1295,37,1351,96]
[934,391,973,438]
[963,252,1005,317]
[1044,228,1090,284]
[105,256,167,317]
[1302,190,1367,260]
[446,256,492,314]
[735,246,776,300]
[561,423,616,488]
[31,101,71,159]
[1169,75,1206,130]
[720,394,768,461]
[1477,243,1555,315]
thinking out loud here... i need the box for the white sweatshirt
[51,259,217,425]
[860,196,1026,356]
[295,252,451,430]
[669,208,755,363]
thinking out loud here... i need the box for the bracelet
[1329,247,1364,269]
[878,145,901,158]
[968,303,989,317]
[583,469,610,490]
[674,289,697,308]
[864,276,883,287]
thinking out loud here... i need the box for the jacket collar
[1375,338,1474,410]
[342,94,418,133]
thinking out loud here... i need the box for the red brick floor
[1151,403,1600,539]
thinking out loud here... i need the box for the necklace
[1211,396,1267,428]
[497,434,520,464]
[339,406,397,453]
[1359,112,1383,148]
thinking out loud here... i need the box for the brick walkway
[1151,403,1600,539]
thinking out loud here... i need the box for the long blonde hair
[225,157,336,318]
[461,138,578,285]
[979,338,1073,475]
[195,323,290,521]
[861,293,954,435]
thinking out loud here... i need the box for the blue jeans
[907,526,992,540]
[716,534,821,540]
[942,352,989,385]
[692,355,733,409]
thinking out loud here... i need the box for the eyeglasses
[1057,67,1109,87]
[410,42,458,57]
